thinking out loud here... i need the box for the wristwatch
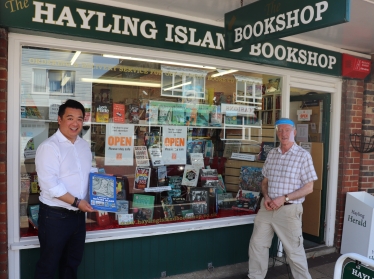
[285,195,290,202]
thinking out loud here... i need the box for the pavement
[166,246,341,279]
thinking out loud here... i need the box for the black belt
[284,202,293,206]
[41,202,83,214]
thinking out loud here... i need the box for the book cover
[232,190,260,212]
[172,107,185,125]
[26,106,43,119]
[133,194,155,221]
[118,213,134,225]
[217,174,226,193]
[100,88,110,103]
[182,208,195,218]
[157,165,168,186]
[148,146,164,166]
[190,187,209,215]
[116,200,129,214]
[196,109,209,126]
[210,112,222,127]
[113,103,125,123]
[200,169,218,182]
[217,193,236,210]
[96,103,110,123]
[259,142,276,161]
[186,140,205,163]
[129,104,140,124]
[204,140,213,158]
[28,204,39,229]
[185,107,197,126]
[181,165,199,187]
[172,196,189,217]
[116,175,129,200]
[134,167,151,189]
[84,106,91,123]
[158,106,172,125]
[225,115,238,125]
[168,176,183,198]
[161,197,175,219]
[134,146,150,167]
[190,153,204,169]
[21,106,27,118]
[147,104,159,125]
[239,166,264,192]
[89,173,117,212]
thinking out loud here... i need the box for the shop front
[0,1,359,278]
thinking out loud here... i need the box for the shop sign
[342,54,371,79]
[0,0,342,76]
[224,0,350,50]
[342,261,374,279]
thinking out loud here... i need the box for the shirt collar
[56,129,80,144]
[276,142,297,154]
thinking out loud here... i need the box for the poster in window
[162,126,187,165]
[104,124,134,166]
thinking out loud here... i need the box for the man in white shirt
[34,99,95,279]
[247,118,318,279]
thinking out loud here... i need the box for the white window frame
[8,32,342,279]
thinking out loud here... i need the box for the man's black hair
[58,99,85,119]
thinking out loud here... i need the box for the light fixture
[61,76,71,86]
[142,91,148,95]
[103,54,216,70]
[70,51,81,65]
[81,78,161,88]
[211,69,238,78]
[164,81,191,91]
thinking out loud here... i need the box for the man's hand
[264,195,285,211]
[263,195,273,211]
[271,196,286,209]
[77,199,96,212]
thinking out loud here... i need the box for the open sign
[297,110,312,121]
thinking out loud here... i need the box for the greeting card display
[89,173,117,212]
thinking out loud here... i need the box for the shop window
[19,46,282,238]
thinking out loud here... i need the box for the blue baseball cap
[275,118,295,127]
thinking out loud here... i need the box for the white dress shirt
[35,129,92,210]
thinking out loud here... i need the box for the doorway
[289,92,331,246]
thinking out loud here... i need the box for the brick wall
[0,28,7,279]
[335,79,363,249]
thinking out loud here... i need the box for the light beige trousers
[248,200,312,279]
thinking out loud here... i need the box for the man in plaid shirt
[246,118,318,279]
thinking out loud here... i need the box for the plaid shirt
[262,143,318,204]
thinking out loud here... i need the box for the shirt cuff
[48,182,68,198]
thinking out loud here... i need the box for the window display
[19,46,282,237]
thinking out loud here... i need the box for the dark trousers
[34,203,86,279]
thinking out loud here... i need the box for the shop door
[290,93,330,244]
